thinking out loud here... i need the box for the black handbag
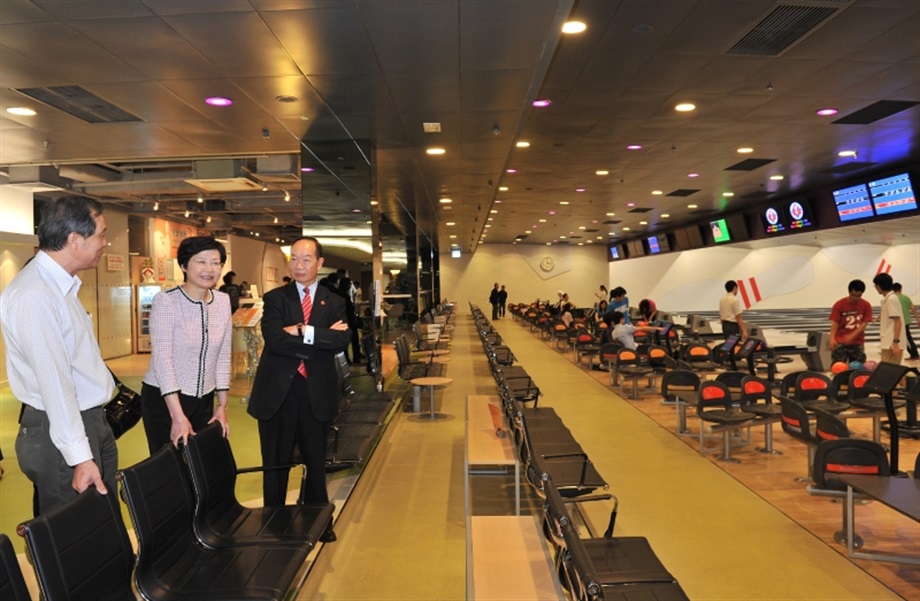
[104,371,142,439]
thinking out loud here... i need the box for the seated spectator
[609,311,662,349]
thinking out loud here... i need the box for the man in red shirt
[829,279,873,364]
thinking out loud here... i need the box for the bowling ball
[848,360,864,370]
[863,360,878,371]
[831,361,849,374]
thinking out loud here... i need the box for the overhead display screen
[647,235,660,254]
[761,205,786,234]
[787,199,814,230]
[710,218,731,243]
[867,172,918,217]
[833,183,874,222]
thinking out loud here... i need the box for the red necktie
[297,288,312,378]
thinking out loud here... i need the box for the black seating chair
[696,381,756,462]
[778,370,809,397]
[808,438,890,549]
[117,445,312,601]
[846,369,906,442]
[541,476,688,601]
[183,422,334,549]
[779,396,850,482]
[613,347,654,400]
[794,371,850,414]
[739,375,782,454]
[574,331,601,368]
[660,369,701,436]
[682,342,721,373]
[16,489,135,601]
[0,533,32,601]
[598,342,623,383]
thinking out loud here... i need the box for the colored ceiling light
[575,188,586,192]
[532,99,552,108]
[626,144,642,150]
[301,167,315,173]
[816,108,838,116]
[205,96,233,107]
[626,202,635,207]
[687,172,700,178]
[506,168,517,173]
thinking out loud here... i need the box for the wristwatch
[893,338,900,343]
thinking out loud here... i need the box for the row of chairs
[471,305,541,406]
[3,423,334,600]
[393,332,446,384]
[470,304,688,600]
[325,334,396,470]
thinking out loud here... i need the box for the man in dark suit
[248,236,350,541]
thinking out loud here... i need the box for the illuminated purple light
[687,172,700,178]
[626,202,636,207]
[575,188,586,192]
[548,211,557,215]
[506,168,517,173]
[205,96,233,107]
[301,167,315,173]
[626,144,642,150]
[816,107,838,116]
[532,99,552,108]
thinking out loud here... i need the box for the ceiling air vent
[13,86,142,124]
[832,100,920,125]
[727,3,843,57]
[666,189,699,197]
[725,158,776,171]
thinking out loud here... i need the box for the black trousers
[721,320,740,337]
[258,375,331,506]
[140,384,214,455]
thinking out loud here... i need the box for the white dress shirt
[0,251,114,466]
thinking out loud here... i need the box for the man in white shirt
[0,196,116,515]
[719,280,747,339]
[872,272,905,365]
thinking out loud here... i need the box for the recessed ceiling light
[737,147,754,154]
[578,226,586,230]
[596,170,609,176]
[575,188,586,192]
[205,96,233,107]
[498,186,509,191]
[675,103,696,112]
[687,204,698,209]
[449,235,457,239]
[838,149,857,157]
[770,175,784,181]
[722,192,734,197]
[626,144,642,150]
[301,167,314,173]
[548,211,556,215]
[687,172,700,178]
[539,219,547,223]
[626,202,635,207]
[661,213,670,218]
[562,21,586,34]
[490,209,498,214]
[426,147,446,155]
[7,107,36,116]
[532,99,552,108]
[816,108,838,116]
[439,198,452,204]
[506,168,517,173]
[606,212,615,217]
[639,221,647,225]
[516,141,530,148]
[446,222,456,226]
[559,201,569,205]
[622,227,631,231]
[525,230,532,234]
[652,190,663,195]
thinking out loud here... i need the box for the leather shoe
[320,529,337,543]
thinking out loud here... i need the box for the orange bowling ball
[830,361,848,374]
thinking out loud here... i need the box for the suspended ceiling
[1,0,919,259]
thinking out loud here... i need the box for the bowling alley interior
[2,1,920,600]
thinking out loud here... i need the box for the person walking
[489,283,500,320]
[828,279,873,365]
[497,285,508,318]
[873,273,905,365]
[893,282,920,360]
[719,280,747,339]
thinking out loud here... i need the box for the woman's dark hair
[38,195,105,251]
[177,236,226,273]
[610,286,627,298]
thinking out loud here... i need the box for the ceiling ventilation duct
[727,1,851,57]
[255,155,300,183]
[7,165,69,193]
[185,159,262,193]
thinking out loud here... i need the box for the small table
[410,376,454,420]
[840,474,920,565]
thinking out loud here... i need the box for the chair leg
[834,498,864,549]
[718,430,741,463]
[757,421,783,455]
